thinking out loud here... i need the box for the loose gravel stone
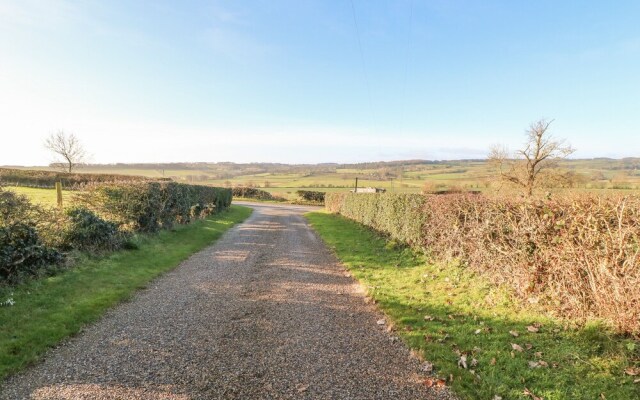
[1,203,456,400]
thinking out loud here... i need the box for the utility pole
[354,177,359,193]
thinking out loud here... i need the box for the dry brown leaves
[523,387,543,400]
[424,378,447,388]
[624,367,639,376]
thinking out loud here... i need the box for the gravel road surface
[1,203,454,400]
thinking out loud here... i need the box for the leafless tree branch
[44,131,87,173]
[488,119,575,196]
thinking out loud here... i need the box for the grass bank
[0,205,251,381]
[306,212,640,400]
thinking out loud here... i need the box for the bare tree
[44,131,87,173]
[489,119,575,196]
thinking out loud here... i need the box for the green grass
[306,212,640,400]
[0,205,252,381]
[7,186,72,206]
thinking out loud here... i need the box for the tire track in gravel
[1,202,455,400]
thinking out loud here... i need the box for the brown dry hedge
[326,192,640,335]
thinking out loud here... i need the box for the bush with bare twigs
[326,192,640,334]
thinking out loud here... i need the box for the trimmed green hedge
[1,183,232,283]
[75,182,232,232]
[325,192,426,247]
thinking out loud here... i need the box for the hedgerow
[296,190,325,204]
[231,187,279,201]
[0,183,231,283]
[0,167,165,189]
[0,188,63,283]
[326,193,426,247]
[74,182,231,232]
[325,192,640,335]
[61,207,123,252]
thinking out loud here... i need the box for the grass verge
[0,205,251,381]
[306,212,640,400]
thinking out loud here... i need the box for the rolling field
[6,158,640,201]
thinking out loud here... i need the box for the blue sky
[1,1,639,165]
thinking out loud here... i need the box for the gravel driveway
[1,203,454,400]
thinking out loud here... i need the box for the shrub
[232,187,278,201]
[325,193,426,247]
[62,207,122,252]
[0,188,63,283]
[74,182,231,232]
[296,190,325,203]
[325,192,640,334]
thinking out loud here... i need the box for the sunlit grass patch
[6,186,72,207]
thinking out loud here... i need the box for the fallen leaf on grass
[458,355,468,369]
[470,358,478,367]
[424,315,435,321]
[523,387,543,400]
[376,319,386,325]
[490,357,496,365]
[424,378,447,388]
[509,330,519,337]
[527,325,540,333]
[511,343,524,352]
[493,396,503,400]
[633,378,640,384]
[528,360,548,369]
[475,329,482,334]
[624,367,639,376]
